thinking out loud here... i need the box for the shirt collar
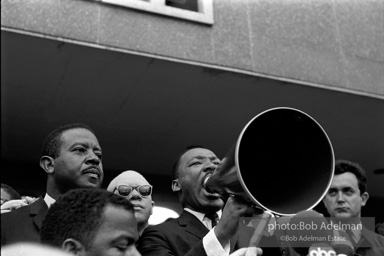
[184,208,222,221]
[44,193,56,208]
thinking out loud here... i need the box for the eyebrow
[111,234,137,244]
[192,155,219,161]
[71,142,102,150]
[329,185,354,191]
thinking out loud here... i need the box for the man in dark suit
[138,146,261,256]
[1,123,104,246]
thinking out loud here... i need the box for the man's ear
[150,201,155,215]
[62,238,86,256]
[172,179,181,192]
[40,156,55,174]
[361,191,369,207]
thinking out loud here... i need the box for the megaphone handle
[248,211,273,248]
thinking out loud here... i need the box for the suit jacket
[1,197,48,246]
[138,210,238,256]
[353,227,384,256]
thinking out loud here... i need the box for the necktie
[206,212,219,228]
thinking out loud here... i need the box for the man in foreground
[40,188,141,256]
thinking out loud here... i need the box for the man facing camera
[322,160,384,256]
[107,170,155,235]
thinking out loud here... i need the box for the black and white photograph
[1,1,383,255]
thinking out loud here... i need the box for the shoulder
[1,198,45,222]
[1,198,47,246]
[1,204,32,220]
[373,231,384,243]
[143,218,180,234]
[363,227,384,245]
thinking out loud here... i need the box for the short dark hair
[1,183,21,200]
[41,123,95,158]
[171,145,208,180]
[40,188,133,248]
[334,160,367,194]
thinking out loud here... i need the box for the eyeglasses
[113,184,153,198]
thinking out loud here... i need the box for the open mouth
[202,174,221,198]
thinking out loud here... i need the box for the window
[165,0,198,12]
[101,0,213,25]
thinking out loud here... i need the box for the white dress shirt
[43,194,56,208]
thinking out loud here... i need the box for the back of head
[41,123,95,159]
[40,188,133,249]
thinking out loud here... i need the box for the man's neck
[138,222,149,236]
[46,181,62,200]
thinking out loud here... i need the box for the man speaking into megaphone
[138,146,264,256]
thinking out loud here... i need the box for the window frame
[101,0,214,25]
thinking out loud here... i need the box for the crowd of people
[1,123,383,256]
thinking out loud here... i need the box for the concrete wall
[2,0,383,97]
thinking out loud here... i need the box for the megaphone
[204,107,335,250]
[204,107,335,216]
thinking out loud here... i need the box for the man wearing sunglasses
[108,170,155,236]
[138,146,261,256]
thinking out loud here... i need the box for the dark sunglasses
[113,184,153,197]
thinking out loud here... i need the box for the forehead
[60,128,99,145]
[117,172,149,186]
[180,148,218,163]
[330,172,359,189]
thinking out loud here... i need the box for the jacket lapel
[178,211,209,239]
[230,233,239,252]
[30,197,48,231]
[177,210,240,253]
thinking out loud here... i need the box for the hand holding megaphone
[215,196,262,247]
